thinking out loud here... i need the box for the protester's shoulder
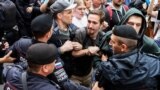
[102,31,112,39]
[69,23,78,31]
[143,35,154,45]
[142,35,160,53]
[75,28,87,35]
[73,28,87,43]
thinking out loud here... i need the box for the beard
[113,2,122,7]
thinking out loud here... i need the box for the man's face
[87,14,101,36]
[60,9,73,25]
[109,34,123,54]
[92,0,103,8]
[126,15,142,33]
[84,0,92,9]
[113,0,123,6]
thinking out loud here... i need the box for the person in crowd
[71,9,106,87]
[94,25,160,90]
[49,0,82,77]
[119,8,160,55]
[7,13,53,64]
[72,0,88,28]
[15,0,45,37]
[147,0,160,44]
[83,0,92,15]
[4,43,91,90]
[91,0,106,10]
[104,0,129,31]
[93,8,160,69]
[4,13,97,90]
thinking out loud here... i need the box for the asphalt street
[0,84,4,89]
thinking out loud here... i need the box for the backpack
[4,82,17,90]
[3,62,28,90]
[106,5,129,21]
[0,0,17,29]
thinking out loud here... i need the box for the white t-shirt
[72,15,88,28]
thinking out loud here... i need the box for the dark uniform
[4,62,91,90]
[97,49,160,90]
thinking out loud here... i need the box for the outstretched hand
[0,51,16,63]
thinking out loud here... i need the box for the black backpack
[0,0,17,29]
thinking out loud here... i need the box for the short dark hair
[88,10,105,24]
[28,62,42,72]
[31,14,53,38]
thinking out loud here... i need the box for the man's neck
[28,68,47,77]
[112,3,121,10]
[57,20,68,31]
[37,38,48,43]
[93,4,101,10]
[89,33,98,40]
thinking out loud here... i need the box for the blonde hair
[74,0,85,7]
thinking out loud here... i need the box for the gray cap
[50,0,77,14]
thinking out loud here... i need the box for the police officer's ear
[42,65,50,73]
[120,43,128,52]
[46,26,53,39]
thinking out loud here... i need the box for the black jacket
[98,49,160,90]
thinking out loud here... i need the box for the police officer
[7,13,54,64]
[94,25,160,90]
[5,43,91,90]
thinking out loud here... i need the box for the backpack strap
[123,5,129,14]
[123,5,129,11]
[106,5,129,21]
[21,71,28,90]
[106,6,113,21]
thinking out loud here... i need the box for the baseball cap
[50,0,77,14]
[26,43,58,65]
[31,14,53,36]
[112,25,139,40]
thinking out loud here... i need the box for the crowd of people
[0,0,160,90]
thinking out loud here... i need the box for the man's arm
[62,80,91,90]
[72,46,100,57]
[0,51,15,63]
[72,49,89,57]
